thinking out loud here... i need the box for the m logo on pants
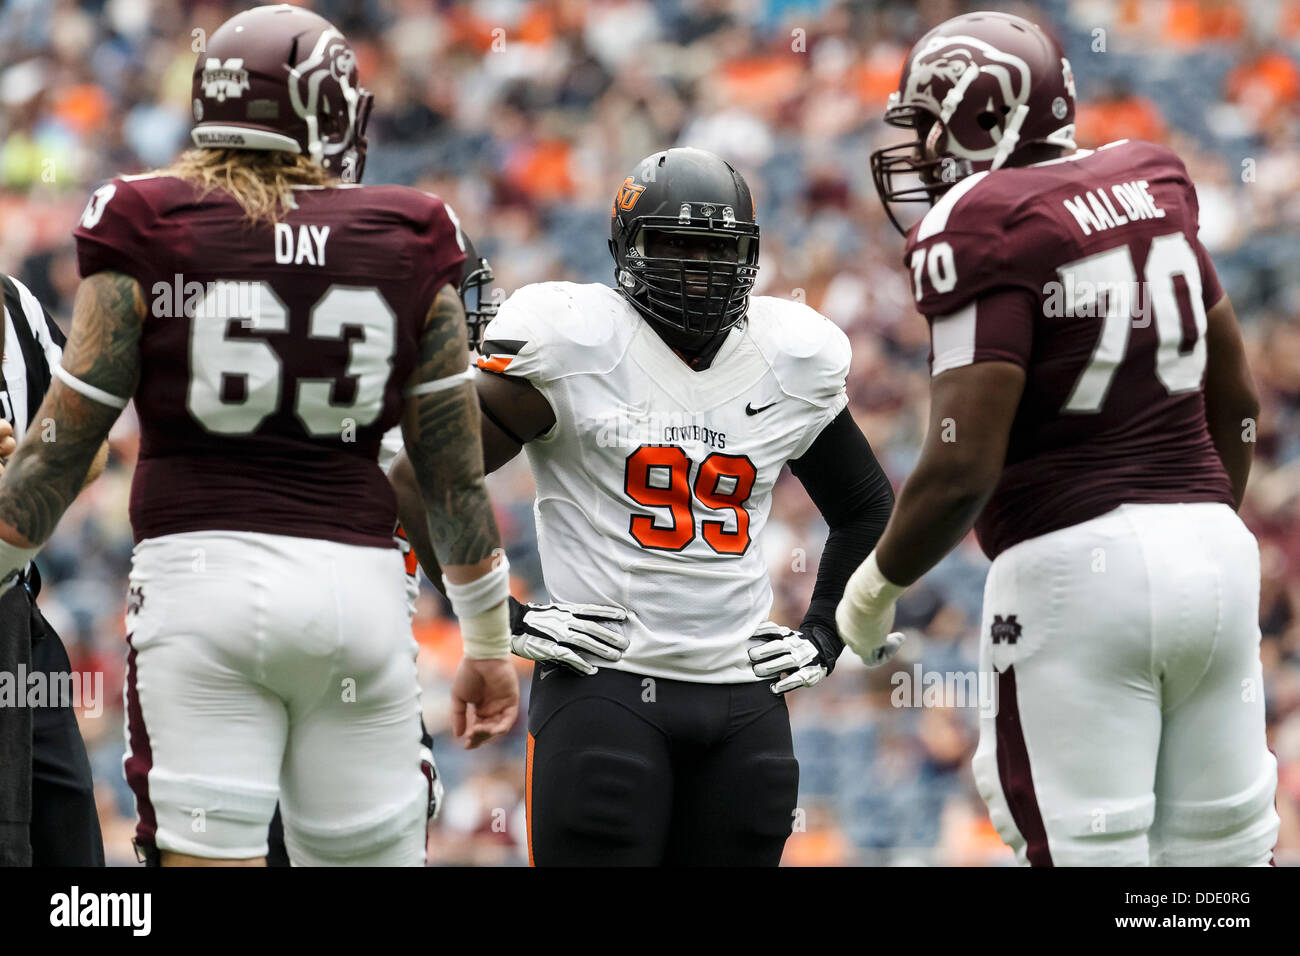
[990,614,1022,645]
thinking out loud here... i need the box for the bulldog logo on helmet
[287,29,366,169]
[901,35,1031,160]
[201,58,250,103]
[325,41,357,82]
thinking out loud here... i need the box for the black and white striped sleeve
[11,277,65,368]
[2,275,67,431]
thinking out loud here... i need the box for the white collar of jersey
[1025,147,1096,168]
[629,319,766,410]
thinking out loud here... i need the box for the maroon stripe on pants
[995,666,1052,866]
[123,634,157,849]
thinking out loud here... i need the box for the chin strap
[990,103,1030,171]
[938,64,981,127]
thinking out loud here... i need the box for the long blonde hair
[162,148,338,224]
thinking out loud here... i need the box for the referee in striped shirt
[0,274,105,866]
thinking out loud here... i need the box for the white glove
[510,600,629,676]
[748,622,828,695]
[420,740,445,822]
[836,551,908,667]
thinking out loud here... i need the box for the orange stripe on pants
[525,732,536,867]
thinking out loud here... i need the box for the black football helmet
[609,147,760,341]
[459,233,497,353]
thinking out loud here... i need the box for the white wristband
[443,555,510,659]
[840,551,905,614]
[459,600,510,660]
[54,365,129,409]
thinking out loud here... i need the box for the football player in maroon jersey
[0,4,517,866]
[839,11,1277,866]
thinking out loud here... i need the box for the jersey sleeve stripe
[53,365,130,409]
[930,302,977,376]
[480,338,527,357]
[402,367,473,397]
[476,355,515,374]
[916,170,990,241]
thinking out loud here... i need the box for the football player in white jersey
[392,148,897,865]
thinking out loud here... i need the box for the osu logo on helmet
[614,177,647,214]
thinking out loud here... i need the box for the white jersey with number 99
[475,282,849,683]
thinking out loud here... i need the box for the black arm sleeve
[788,408,895,661]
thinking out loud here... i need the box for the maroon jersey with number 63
[903,139,1234,559]
[73,174,465,547]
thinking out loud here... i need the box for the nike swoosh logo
[745,401,777,416]
[538,665,556,680]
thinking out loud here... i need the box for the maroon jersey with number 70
[903,138,1234,559]
[72,174,465,547]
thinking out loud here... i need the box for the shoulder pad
[904,169,1046,318]
[72,177,161,284]
[745,296,850,408]
[1101,139,1199,217]
[476,283,635,384]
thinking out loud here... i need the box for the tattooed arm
[400,282,503,582]
[390,369,555,590]
[84,441,111,488]
[0,271,141,558]
[401,282,517,749]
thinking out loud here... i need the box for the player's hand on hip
[0,418,15,461]
[451,657,520,750]
[836,551,908,667]
[509,598,629,676]
[748,622,833,695]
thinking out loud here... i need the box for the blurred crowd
[1,0,1298,865]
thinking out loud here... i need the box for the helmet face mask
[870,106,974,234]
[869,11,1077,234]
[620,221,758,337]
[458,235,497,354]
[610,148,760,342]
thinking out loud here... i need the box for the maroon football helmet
[870,10,1077,233]
[190,4,373,182]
